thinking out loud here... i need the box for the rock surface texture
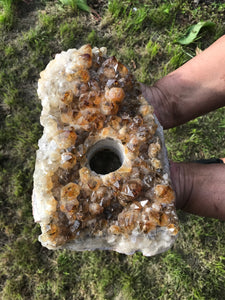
[32,45,179,256]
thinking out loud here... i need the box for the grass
[0,0,225,299]
[0,0,14,27]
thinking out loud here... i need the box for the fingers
[139,83,147,97]
[170,162,225,220]
[140,83,175,129]
[140,36,225,129]
[139,83,154,105]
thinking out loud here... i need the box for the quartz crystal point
[32,45,179,256]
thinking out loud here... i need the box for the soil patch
[87,0,108,15]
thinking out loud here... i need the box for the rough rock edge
[32,45,179,256]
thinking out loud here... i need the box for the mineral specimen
[32,45,179,256]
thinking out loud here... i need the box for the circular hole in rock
[88,139,124,175]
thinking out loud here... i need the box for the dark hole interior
[89,148,122,175]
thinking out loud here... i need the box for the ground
[0,0,225,299]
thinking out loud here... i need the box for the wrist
[153,35,225,128]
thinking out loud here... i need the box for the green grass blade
[77,0,90,12]
[58,0,91,12]
[177,21,215,45]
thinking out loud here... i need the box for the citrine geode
[32,45,179,256]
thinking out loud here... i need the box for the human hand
[140,36,225,220]
[169,162,225,220]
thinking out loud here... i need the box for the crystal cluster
[32,45,179,256]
